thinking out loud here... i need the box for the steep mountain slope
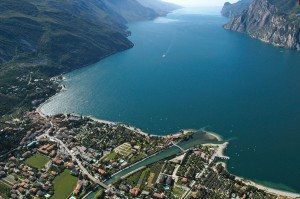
[223,0,300,50]
[0,0,134,72]
[0,0,180,116]
[221,0,253,18]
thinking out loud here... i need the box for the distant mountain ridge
[137,0,182,15]
[222,0,300,50]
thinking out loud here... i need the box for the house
[130,187,140,197]
[66,162,74,170]
[181,177,188,184]
[98,168,107,176]
[53,158,63,165]
[73,181,82,196]
[30,188,37,195]
[22,151,31,158]
[166,176,173,186]
[0,171,6,178]
[153,192,165,199]
[119,184,130,192]
[191,191,200,198]
[141,190,150,196]
[158,175,166,184]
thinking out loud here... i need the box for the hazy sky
[163,0,238,7]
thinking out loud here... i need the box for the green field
[129,152,147,163]
[126,170,144,187]
[93,188,104,199]
[172,186,186,198]
[25,153,50,169]
[104,151,117,161]
[51,170,78,199]
[0,181,11,199]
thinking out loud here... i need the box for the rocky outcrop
[221,0,253,18]
[223,0,300,50]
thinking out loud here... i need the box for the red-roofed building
[98,168,106,176]
[130,187,140,197]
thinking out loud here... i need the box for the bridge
[171,141,187,152]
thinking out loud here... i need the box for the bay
[41,7,300,192]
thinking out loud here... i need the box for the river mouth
[40,7,300,192]
[104,130,223,185]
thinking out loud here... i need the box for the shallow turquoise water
[41,8,300,192]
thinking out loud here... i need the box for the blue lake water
[41,8,300,192]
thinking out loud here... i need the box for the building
[130,187,140,197]
[153,192,165,199]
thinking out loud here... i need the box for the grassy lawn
[149,162,163,181]
[126,170,143,187]
[94,188,104,199]
[172,186,186,198]
[0,181,11,199]
[137,168,150,188]
[25,153,50,169]
[129,152,147,163]
[2,174,18,186]
[51,170,78,199]
[104,151,118,161]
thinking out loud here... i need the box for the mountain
[221,0,253,18]
[0,0,135,73]
[223,0,300,50]
[137,0,182,15]
[0,0,180,116]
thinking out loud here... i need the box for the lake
[41,7,300,192]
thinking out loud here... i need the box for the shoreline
[36,106,300,198]
[215,142,300,197]
[214,142,300,198]
[235,176,300,198]
[34,21,300,198]
[201,129,223,141]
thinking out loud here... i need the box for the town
[0,111,298,199]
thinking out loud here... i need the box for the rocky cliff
[221,0,252,18]
[223,0,300,50]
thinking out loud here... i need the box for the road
[36,119,109,189]
[50,137,108,189]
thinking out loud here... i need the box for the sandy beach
[235,176,300,198]
[200,129,223,141]
[212,141,300,198]
[204,140,300,198]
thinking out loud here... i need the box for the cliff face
[221,0,252,18]
[223,0,300,50]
